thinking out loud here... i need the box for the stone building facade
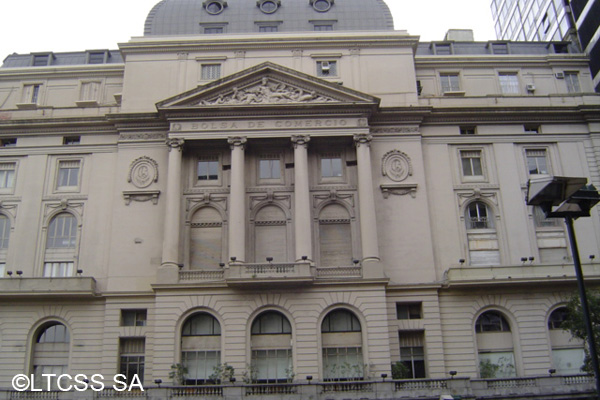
[0,0,599,398]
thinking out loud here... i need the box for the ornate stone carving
[291,135,310,148]
[457,188,498,208]
[128,156,159,189]
[382,150,412,182]
[370,127,420,134]
[380,184,418,199]
[123,190,160,206]
[45,199,84,218]
[199,77,336,105]
[120,132,166,141]
[166,138,185,152]
[228,136,247,149]
[353,134,372,147]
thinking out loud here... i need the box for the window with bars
[460,150,483,178]
[499,72,520,94]
[201,64,221,80]
[526,149,549,175]
[57,160,80,189]
[0,163,16,189]
[467,202,492,229]
[398,331,426,379]
[119,338,145,384]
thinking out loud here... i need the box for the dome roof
[144,0,394,36]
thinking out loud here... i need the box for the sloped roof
[144,0,394,35]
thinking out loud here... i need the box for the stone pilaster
[228,136,247,262]
[161,138,185,269]
[292,135,312,261]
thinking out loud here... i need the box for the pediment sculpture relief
[198,77,336,105]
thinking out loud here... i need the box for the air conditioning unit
[555,72,565,79]
[526,83,536,92]
[320,61,331,71]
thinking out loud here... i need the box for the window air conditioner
[526,84,536,91]
[555,72,565,79]
[321,61,330,71]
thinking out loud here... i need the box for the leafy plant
[242,363,258,384]
[561,291,600,374]
[391,361,411,379]
[479,359,500,379]
[169,363,188,385]
[285,366,295,383]
[209,363,235,383]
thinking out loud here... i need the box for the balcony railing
[225,262,313,286]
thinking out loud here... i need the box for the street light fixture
[526,176,600,398]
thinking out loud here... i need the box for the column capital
[166,138,185,152]
[228,136,247,149]
[291,135,310,149]
[353,134,373,147]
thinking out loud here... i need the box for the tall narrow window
[499,72,520,94]
[119,338,145,384]
[321,309,363,381]
[32,322,70,389]
[190,207,223,269]
[254,205,288,262]
[251,311,293,383]
[22,84,41,104]
[466,202,500,266]
[565,72,581,93]
[44,213,78,277]
[476,311,516,378]
[467,202,491,229]
[318,204,352,267]
[398,331,426,378]
[181,313,221,385]
[0,163,16,189]
[57,160,80,189]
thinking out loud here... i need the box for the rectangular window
[526,149,549,175]
[119,338,145,384]
[499,72,520,94]
[252,349,292,383]
[314,24,333,31]
[440,73,460,93]
[460,150,483,177]
[197,159,219,181]
[204,27,224,34]
[259,25,278,32]
[1,138,17,147]
[460,126,476,135]
[63,136,81,145]
[396,302,422,320]
[201,64,221,80]
[321,156,343,178]
[434,43,452,55]
[533,206,559,228]
[79,81,101,101]
[43,262,74,277]
[182,350,221,384]
[259,157,281,180]
[121,310,147,327]
[88,51,107,64]
[491,43,509,54]
[317,61,337,77]
[322,347,363,381]
[565,72,581,93]
[33,54,50,67]
[57,160,80,188]
[398,331,426,379]
[0,163,16,189]
[524,124,540,134]
[22,84,41,104]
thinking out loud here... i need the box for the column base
[361,258,386,279]
[157,262,180,284]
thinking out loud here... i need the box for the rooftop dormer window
[258,0,280,14]
[311,0,333,12]
[31,53,53,67]
[203,0,227,15]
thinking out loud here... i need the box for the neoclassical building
[1,0,599,398]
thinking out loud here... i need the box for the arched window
[32,322,70,388]
[181,313,221,385]
[548,307,584,374]
[44,213,78,277]
[465,201,500,266]
[466,201,492,229]
[475,311,516,378]
[321,309,363,381]
[318,204,353,267]
[190,207,223,269]
[254,206,288,262]
[250,311,292,383]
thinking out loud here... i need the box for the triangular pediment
[157,62,379,110]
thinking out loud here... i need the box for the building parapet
[0,277,97,298]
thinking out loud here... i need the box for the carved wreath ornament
[128,156,159,188]
[381,150,412,182]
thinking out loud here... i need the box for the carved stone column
[161,138,185,268]
[292,135,312,261]
[354,134,380,262]
[228,137,247,262]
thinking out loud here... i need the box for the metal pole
[565,215,600,399]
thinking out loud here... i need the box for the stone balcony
[1,375,594,400]
[445,262,600,288]
[0,277,97,298]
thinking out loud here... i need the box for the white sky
[0,1,496,61]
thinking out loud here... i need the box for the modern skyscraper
[490,0,600,91]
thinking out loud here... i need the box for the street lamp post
[527,176,600,399]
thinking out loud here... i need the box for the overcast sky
[0,1,496,61]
